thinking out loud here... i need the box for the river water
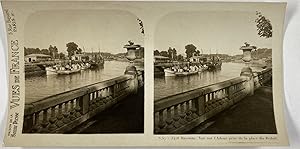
[25,61,130,104]
[154,62,263,101]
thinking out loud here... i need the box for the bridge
[22,68,144,133]
[154,67,273,134]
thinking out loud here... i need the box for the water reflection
[26,61,129,103]
[154,62,263,100]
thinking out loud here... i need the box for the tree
[177,54,184,62]
[185,44,197,58]
[160,51,169,57]
[58,52,66,60]
[172,48,177,60]
[137,18,144,35]
[66,42,81,58]
[53,46,58,58]
[154,50,160,56]
[40,49,49,55]
[48,45,59,58]
[167,47,173,59]
[255,11,272,38]
[195,50,201,56]
[24,47,41,56]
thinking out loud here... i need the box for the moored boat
[46,64,82,75]
[164,65,207,77]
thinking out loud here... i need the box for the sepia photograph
[1,1,289,147]
[154,11,276,134]
[22,9,144,134]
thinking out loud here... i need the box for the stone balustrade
[154,68,272,134]
[253,68,272,89]
[23,70,144,133]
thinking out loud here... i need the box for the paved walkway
[69,89,144,134]
[189,86,277,134]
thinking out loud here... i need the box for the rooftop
[25,54,51,57]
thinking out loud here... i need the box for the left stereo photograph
[12,4,145,134]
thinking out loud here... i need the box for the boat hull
[164,69,200,77]
[164,69,177,77]
[46,67,81,75]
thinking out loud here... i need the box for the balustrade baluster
[185,101,193,122]
[69,100,76,120]
[48,106,58,131]
[172,105,181,128]
[90,92,96,110]
[32,111,41,132]
[75,98,82,117]
[95,90,101,106]
[191,99,199,119]
[62,102,71,124]
[158,110,165,129]
[179,103,187,124]
[166,107,175,131]
[56,103,64,128]
[40,109,49,133]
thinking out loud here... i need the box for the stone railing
[154,68,272,134]
[253,68,272,89]
[23,70,144,133]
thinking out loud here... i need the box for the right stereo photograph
[153,10,276,134]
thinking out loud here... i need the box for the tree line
[154,44,204,61]
[24,45,66,59]
[24,42,84,59]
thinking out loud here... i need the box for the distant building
[154,55,170,64]
[25,54,51,62]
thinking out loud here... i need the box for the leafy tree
[48,45,59,58]
[160,51,169,57]
[195,50,201,56]
[66,42,81,58]
[154,50,160,56]
[177,54,184,62]
[137,18,144,35]
[185,44,197,58]
[24,47,41,56]
[167,47,173,59]
[172,48,177,60]
[255,11,272,38]
[40,49,50,55]
[58,52,66,60]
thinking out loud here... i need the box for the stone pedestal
[240,43,256,96]
[125,65,138,94]
[240,67,254,96]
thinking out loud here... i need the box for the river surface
[154,62,263,101]
[25,61,130,104]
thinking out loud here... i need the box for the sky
[25,10,144,54]
[154,11,272,56]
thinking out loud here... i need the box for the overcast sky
[25,10,143,54]
[154,11,272,56]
